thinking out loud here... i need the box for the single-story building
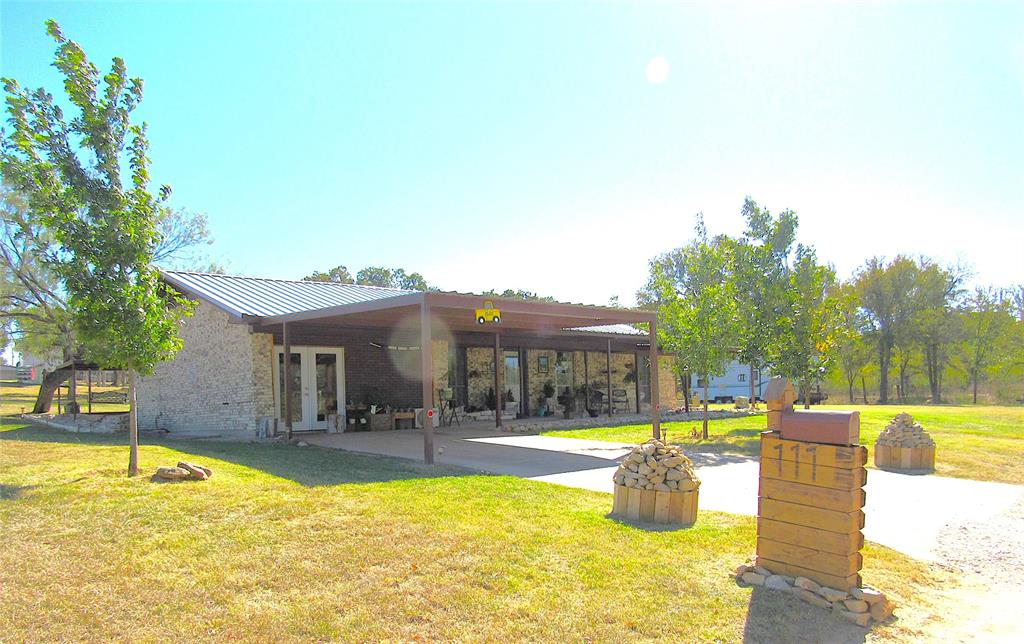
[138,271,680,462]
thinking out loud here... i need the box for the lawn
[0,418,948,641]
[1,379,129,414]
[543,404,1024,484]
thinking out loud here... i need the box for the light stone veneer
[136,300,275,440]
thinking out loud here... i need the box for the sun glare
[646,56,670,84]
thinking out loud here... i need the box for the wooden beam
[494,331,502,429]
[420,302,435,464]
[650,319,660,440]
[283,321,293,441]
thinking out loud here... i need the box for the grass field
[1,379,129,414]
[543,404,1024,484]
[0,418,950,641]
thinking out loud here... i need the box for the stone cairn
[874,413,936,471]
[733,563,895,627]
[613,438,699,493]
[611,439,700,525]
[876,413,935,448]
[153,461,213,482]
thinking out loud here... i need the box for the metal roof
[567,324,646,336]
[160,270,414,318]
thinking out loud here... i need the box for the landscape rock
[154,466,190,481]
[764,575,792,591]
[741,572,766,586]
[795,589,832,609]
[852,586,885,605]
[843,598,869,613]
[177,461,211,481]
[818,586,850,602]
[869,599,894,621]
[753,566,772,577]
[838,609,871,628]
[794,577,821,593]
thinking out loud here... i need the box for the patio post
[283,321,293,441]
[420,301,435,464]
[494,331,502,429]
[606,338,613,418]
[649,319,661,440]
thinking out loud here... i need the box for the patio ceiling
[257,291,655,334]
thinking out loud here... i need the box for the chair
[612,388,630,413]
[438,388,460,427]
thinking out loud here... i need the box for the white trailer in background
[693,360,767,403]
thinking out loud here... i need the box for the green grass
[1,379,129,414]
[0,418,946,640]
[543,404,1024,484]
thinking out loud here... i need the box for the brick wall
[136,300,274,439]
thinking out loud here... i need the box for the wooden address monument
[756,378,867,590]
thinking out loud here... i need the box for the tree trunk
[31,369,72,414]
[802,381,810,410]
[972,372,979,405]
[749,363,756,409]
[702,379,709,440]
[128,371,139,477]
[861,375,868,404]
[683,372,691,414]
[878,345,890,404]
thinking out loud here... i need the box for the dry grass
[0,418,950,641]
[544,404,1024,484]
[1,379,128,414]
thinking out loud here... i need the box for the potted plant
[504,389,517,415]
[542,381,557,413]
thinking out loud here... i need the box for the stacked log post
[755,378,867,591]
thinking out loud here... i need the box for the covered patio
[260,291,662,464]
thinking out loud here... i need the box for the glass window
[738,373,746,382]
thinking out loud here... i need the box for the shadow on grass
[1,419,478,487]
[0,483,39,500]
[742,586,868,643]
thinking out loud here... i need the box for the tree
[303,265,354,283]
[958,288,1014,404]
[730,197,798,406]
[912,261,966,403]
[853,256,919,403]
[646,215,740,438]
[355,266,429,290]
[482,288,556,302]
[770,246,842,408]
[2,20,192,475]
[2,186,210,412]
[832,284,871,403]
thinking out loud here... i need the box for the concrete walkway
[305,428,1024,561]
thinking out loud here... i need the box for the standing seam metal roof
[160,270,414,318]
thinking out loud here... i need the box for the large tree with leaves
[2,20,192,475]
[770,246,842,408]
[645,216,741,438]
[730,197,798,406]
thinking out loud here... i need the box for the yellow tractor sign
[475,300,501,325]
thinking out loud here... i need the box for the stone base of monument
[874,445,935,471]
[611,485,698,526]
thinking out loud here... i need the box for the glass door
[276,350,305,428]
[274,346,346,431]
[504,351,521,416]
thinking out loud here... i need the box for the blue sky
[3,1,1022,306]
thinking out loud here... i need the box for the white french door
[272,346,346,432]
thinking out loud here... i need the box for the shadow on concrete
[686,451,758,468]
[1,419,477,487]
[741,586,868,643]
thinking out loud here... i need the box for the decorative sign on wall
[475,300,501,325]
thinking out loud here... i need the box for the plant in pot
[485,387,496,411]
[536,392,547,417]
[542,381,557,415]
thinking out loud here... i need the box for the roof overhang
[258,291,655,334]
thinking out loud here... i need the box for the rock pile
[612,439,699,492]
[153,461,213,482]
[734,563,894,627]
[876,413,934,448]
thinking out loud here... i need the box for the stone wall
[137,300,275,440]
[658,355,682,409]
[466,346,495,410]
